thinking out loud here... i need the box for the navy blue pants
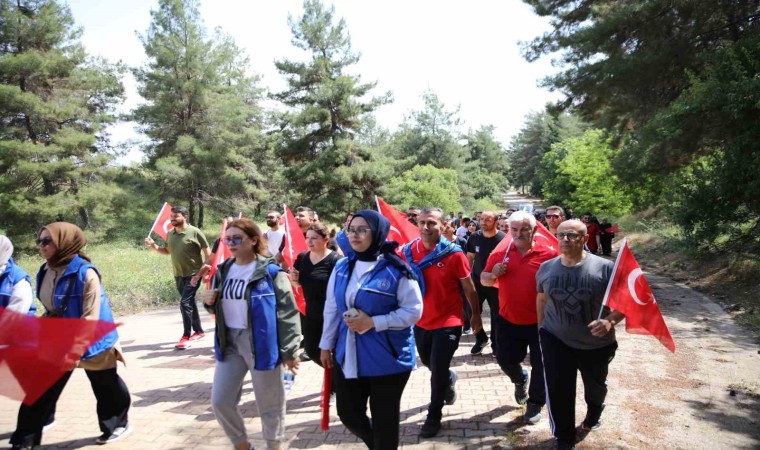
[495,316,545,406]
[414,325,462,421]
[539,329,617,446]
[175,275,204,337]
[471,275,499,347]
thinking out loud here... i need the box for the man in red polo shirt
[401,207,482,439]
[481,211,559,424]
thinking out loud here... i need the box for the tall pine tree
[0,0,124,240]
[273,0,391,219]
[133,0,268,226]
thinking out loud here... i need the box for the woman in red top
[581,213,602,254]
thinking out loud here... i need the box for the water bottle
[283,371,295,393]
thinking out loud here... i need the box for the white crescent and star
[162,219,173,233]
[627,268,655,306]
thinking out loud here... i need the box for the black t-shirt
[465,230,506,275]
[294,251,341,318]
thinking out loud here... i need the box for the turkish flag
[149,202,174,240]
[375,196,419,245]
[282,205,308,315]
[602,239,676,353]
[320,366,332,430]
[605,225,620,233]
[0,307,119,405]
[206,220,232,289]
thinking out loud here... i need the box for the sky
[65,0,561,164]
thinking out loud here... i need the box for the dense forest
[1,0,758,253]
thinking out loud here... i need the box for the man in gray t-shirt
[536,220,625,450]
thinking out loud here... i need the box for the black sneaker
[523,402,542,424]
[470,339,489,355]
[95,425,132,445]
[556,440,575,450]
[514,375,528,405]
[444,370,458,405]
[11,445,34,450]
[419,416,441,438]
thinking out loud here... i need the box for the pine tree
[273,0,391,219]
[0,0,124,240]
[133,0,268,226]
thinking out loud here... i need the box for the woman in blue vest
[319,210,423,450]
[205,218,301,450]
[0,235,35,315]
[10,223,131,449]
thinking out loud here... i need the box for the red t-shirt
[586,223,600,253]
[404,239,471,330]
[484,243,558,325]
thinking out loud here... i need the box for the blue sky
[66,0,560,163]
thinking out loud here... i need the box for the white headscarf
[0,235,13,267]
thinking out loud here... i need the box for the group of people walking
[2,201,624,450]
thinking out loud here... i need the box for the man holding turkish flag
[601,238,675,352]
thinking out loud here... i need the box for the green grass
[14,240,194,316]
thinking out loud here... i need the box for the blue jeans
[175,275,204,337]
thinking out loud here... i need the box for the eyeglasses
[545,214,561,219]
[346,226,371,236]
[557,232,583,241]
[36,237,53,246]
[225,236,244,246]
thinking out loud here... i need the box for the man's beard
[266,220,276,227]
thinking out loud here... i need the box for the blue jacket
[211,255,302,370]
[0,257,36,315]
[36,255,118,360]
[335,230,355,258]
[333,257,416,377]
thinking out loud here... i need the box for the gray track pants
[211,328,286,449]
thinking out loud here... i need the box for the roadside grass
[15,241,194,316]
[617,212,760,339]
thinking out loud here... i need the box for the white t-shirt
[222,261,257,329]
[265,228,285,257]
[455,226,469,239]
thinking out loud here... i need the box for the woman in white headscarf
[0,235,35,315]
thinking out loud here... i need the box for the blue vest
[335,230,355,258]
[36,255,118,360]
[0,257,36,315]
[214,260,282,370]
[333,257,416,377]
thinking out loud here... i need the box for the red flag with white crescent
[602,239,676,353]
[0,307,119,405]
[282,205,307,315]
[206,220,232,289]
[375,196,419,245]
[149,202,174,240]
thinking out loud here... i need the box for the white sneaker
[95,425,132,445]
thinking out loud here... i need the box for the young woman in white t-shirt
[205,218,301,450]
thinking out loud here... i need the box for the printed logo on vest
[377,279,391,291]
[256,279,269,292]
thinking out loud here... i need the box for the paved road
[2,274,758,449]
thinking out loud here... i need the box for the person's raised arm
[144,237,169,255]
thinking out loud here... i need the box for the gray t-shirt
[536,254,616,350]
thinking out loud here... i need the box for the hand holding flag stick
[597,238,676,352]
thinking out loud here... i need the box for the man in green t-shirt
[145,206,211,349]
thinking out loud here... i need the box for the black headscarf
[349,210,416,280]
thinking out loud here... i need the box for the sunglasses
[36,237,54,246]
[266,216,277,220]
[545,214,561,219]
[225,236,244,246]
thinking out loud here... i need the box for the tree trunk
[198,202,204,229]
[79,207,92,229]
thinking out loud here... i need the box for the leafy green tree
[0,0,125,240]
[133,0,268,227]
[273,0,391,220]
[522,0,759,244]
[540,129,633,217]
[506,110,584,195]
[384,165,461,213]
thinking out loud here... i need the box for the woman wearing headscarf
[319,210,423,450]
[0,235,35,315]
[205,218,301,450]
[10,223,131,449]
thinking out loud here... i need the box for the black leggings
[12,367,131,446]
[333,365,411,450]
